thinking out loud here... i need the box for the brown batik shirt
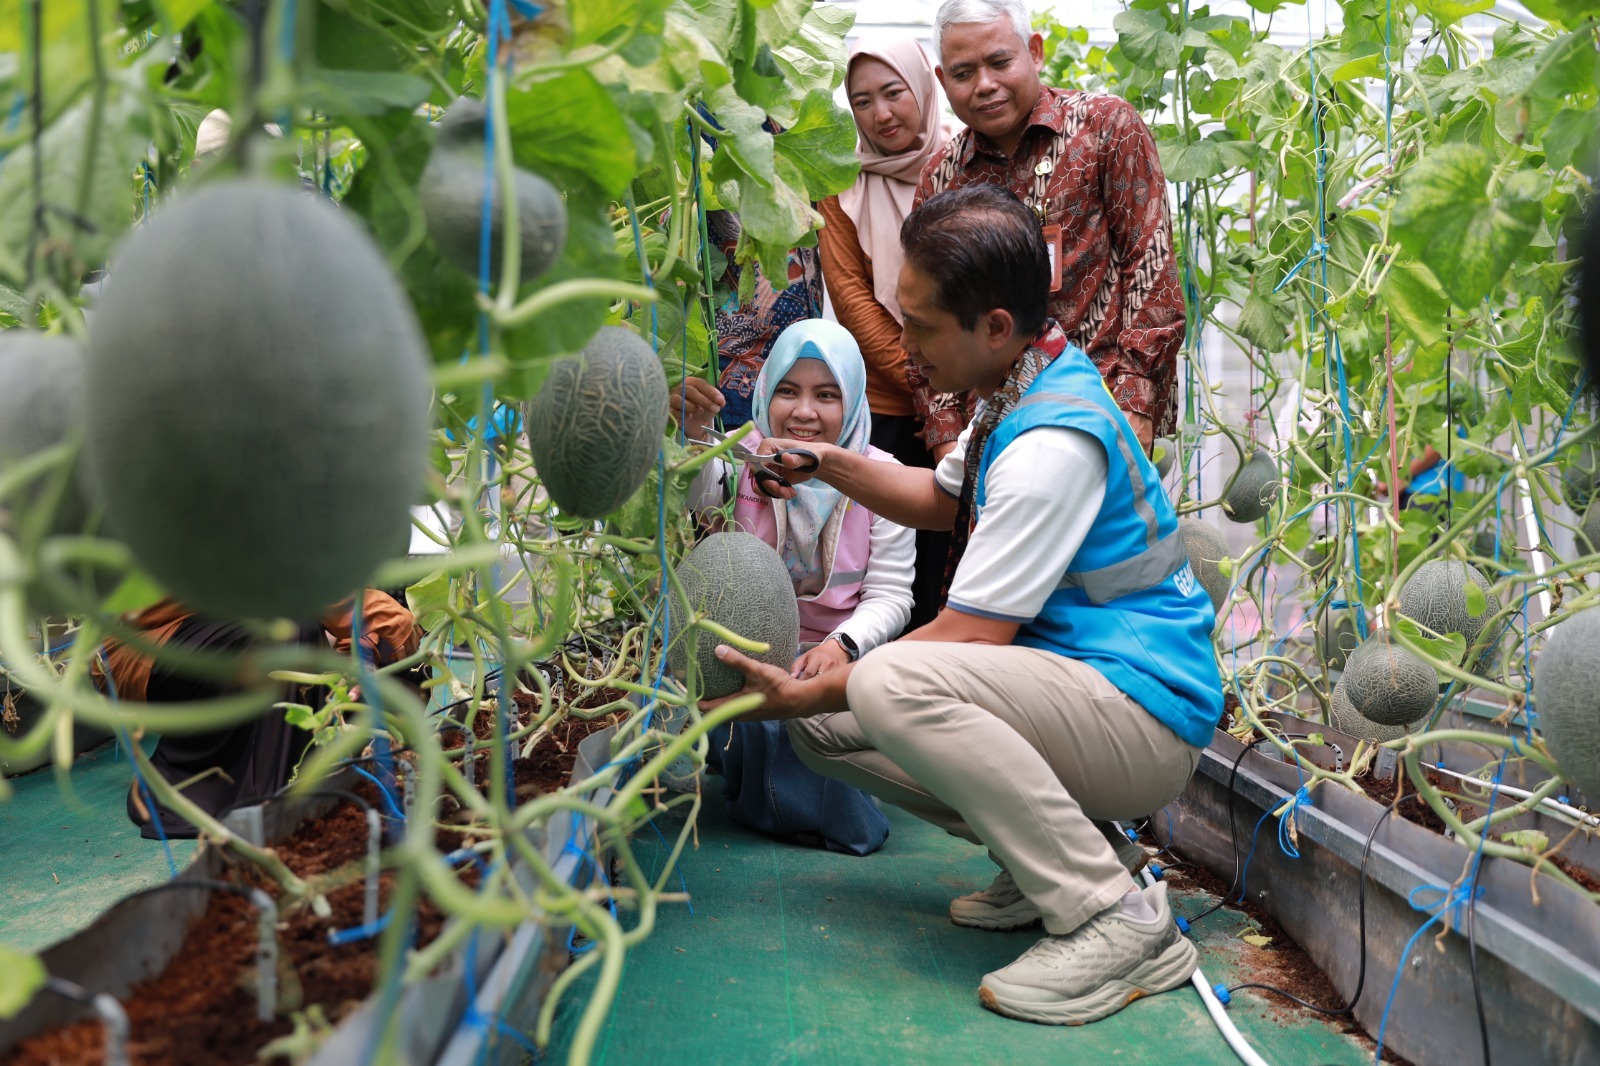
[911,86,1185,447]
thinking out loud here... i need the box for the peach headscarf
[835,39,950,323]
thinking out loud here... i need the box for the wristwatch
[829,632,860,662]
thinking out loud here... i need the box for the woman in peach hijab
[817,38,952,630]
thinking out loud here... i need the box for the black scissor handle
[776,447,819,474]
[750,448,820,498]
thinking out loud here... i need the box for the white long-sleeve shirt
[689,460,915,654]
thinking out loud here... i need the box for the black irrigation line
[1169,734,1493,1063]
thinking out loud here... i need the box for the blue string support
[1374,754,1507,1063]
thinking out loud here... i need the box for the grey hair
[932,0,1032,61]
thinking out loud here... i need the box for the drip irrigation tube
[1426,761,1599,830]
[1137,867,1272,1066]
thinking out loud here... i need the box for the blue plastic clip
[1212,983,1232,1005]
[1176,916,1191,935]
[1149,863,1165,881]
[1558,795,1571,805]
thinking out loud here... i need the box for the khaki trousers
[788,641,1200,934]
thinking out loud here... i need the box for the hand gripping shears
[695,428,819,496]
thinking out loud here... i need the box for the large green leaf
[1523,31,1600,100]
[573,0,671,48]
[1157,137,1256,181]
[500,191,623,396]
[767,2,854,125]
[752,0,810,52]
[0,943,44,1019]
[1235,288,1293,351]
[1114,10,1181,71]
[303,70,433,116]
[1519,0,1600,25]
[736,152,815,284]
[344,116,479,364]
[508,69,639,200]
[1379,259,1451,347]
[702,83,775,186]
[1390,145,1544,308]
[1542,106,1599,170]
[779,2,852,88]
[152,0,212,30]
[772,90,858,200]
[1413,0,1495,26]
[0,0,116,120]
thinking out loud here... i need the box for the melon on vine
[523,326,668,519]
[668,531,800,699]
[85,179,432,621]
[1151,438,1175,478]
[420,98,567,284]
[1342,634,1439,727]
[1397,559,1504,672]
[1534,606,1600,802]
[1329,675,1414,744]
[1222,448,1280,524]
[1178,518,1230,613]
[0,331,90,533]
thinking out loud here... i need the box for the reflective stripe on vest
[1013,390,1159,549]
[1011,390,1179,602]
[1056,530,1188,604]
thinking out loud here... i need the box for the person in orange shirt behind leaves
[98,589,421,839]
[817,37,957,631]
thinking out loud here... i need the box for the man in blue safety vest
[708,183,1223,1026]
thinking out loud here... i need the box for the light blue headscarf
[751,320,872,594]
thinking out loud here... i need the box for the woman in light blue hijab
[751,319,873,597]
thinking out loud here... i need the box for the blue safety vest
[970,347,1223,748]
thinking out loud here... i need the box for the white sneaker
[950,869,1042,930]
[978,882,1198,1025]
[949,843,1149,932]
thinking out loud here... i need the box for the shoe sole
[977,935,1198,1025]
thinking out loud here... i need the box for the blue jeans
[706,720,889,857]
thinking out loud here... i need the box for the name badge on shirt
[1041,224,1063,294]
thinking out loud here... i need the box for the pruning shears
[695,428,819,496]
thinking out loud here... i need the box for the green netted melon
[1222,448,1281,523]
[1178,518,1230,612]
[1151,438,1175,478]
[523,326,668,519]
[1533,606,1600,801]
[1328,675,1414,744]
[0,331,89,532]
[419,99,567,283]
[1563,442,1600,510]
[85,179,431,620]
[667,531,800,699]
[1472,527,1506,561]
[1397,559,1504,671]
[1343,634,1439,727]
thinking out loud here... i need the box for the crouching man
[708,184,1222,1025]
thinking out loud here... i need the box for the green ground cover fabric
[0,740,197,952]
[550,796,1374,1064]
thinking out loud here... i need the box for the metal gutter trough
[0,729,616,1066]
[1169,719,1600,1066]
[431,724,617,1066]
